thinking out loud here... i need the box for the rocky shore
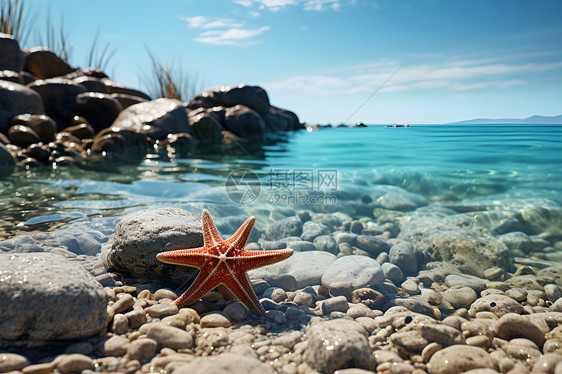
[0,32,301,175]
[1,197,561,373]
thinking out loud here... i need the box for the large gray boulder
[111,98,190,140]
[0,33,24,72]
[0,80,44,133]
[0,252,107,347]
[398,214,511,277]
[105,208,204,281]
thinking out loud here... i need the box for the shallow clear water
[1,124,561,245]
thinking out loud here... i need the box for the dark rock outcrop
[24,47,74,79]
[0,80,44,133]
[0,33,24,72]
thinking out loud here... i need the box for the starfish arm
[237,248,294,270]
[225,216,256,252]
[173,262,221,307]
[156,248,214,269]
[222,269,266,316]
[202,209,223,246]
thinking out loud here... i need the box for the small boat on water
[385,123,411,128]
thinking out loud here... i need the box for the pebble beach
[2,16,562,374]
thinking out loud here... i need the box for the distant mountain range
[448,114,562,125]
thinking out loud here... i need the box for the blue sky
[25,0,562,124]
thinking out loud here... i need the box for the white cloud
[261,57,562,96]
[181,15,270,46]
[194,26,271,46]
[232,0,342,11]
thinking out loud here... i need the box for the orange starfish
[156,209,293,316]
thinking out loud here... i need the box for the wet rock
[382,262,404,284]
[28,78,87,122]
[200,312,231,328]
[398,214,511,277]
[351,288,386,309]
[12,114,57,143]
[389,241,417,274]
[304,319,373,374]
[495,313,546,347]
[445,274,485,293]
[0,80,44,133]
[266,105,301,131]
[7,124,39,148]
[356,235,390,256]
[401,278,420,295]
[112,92,148,109]
[223,301,250,321]
[373,188,428,212]
[146,303,179,318]
[266,216,303,240]
[322,255,385,289]
[443,287,478,309]
[187,107,224,141]
[71,76,109,93]
[313,235,338,254]
[0,143,16,173]
[101,78,151,100]
[223,105,265,138]
[0,353,29,372]
[0,69,22,83]
[127,338,157,362]
[385,297,435,316]
[469,294,524,317]
[105,208,203,281]
[171,352,274,374]
[250,250,335,290]
[0,252,107,346]
[110,98,189,140]
[301,221,331,242]
[161,133,195,154]
[188,85,270,118]
[428,345,493,374]
[64,122,96,140]
[322,295,350,314]
[532,352,562,373]
[0,33,24,71]
[73,92,122,132]
[24,47,73,79]
[56,354,94,374]
[144,323,194,349]
[89,128,148,158]
[101,335,129,356]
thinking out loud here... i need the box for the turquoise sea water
[0,124,561,245]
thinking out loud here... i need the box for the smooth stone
[420,323,466,347]
[112,293,135,313]
[401,278,421,295]
[266,216,303,240]
[355,235,390,256]
[469,294,524,317]
[105,208,203,281]
[294,291,315,307]
[145,323,194,349]
[389,241,417,274]
[495,313,546,347]
[389,331,428,352]
[483,267,505,281]
[505,288,528,302]
[101,335,129,356]
[0,81,44,134]
[0,252,107,346]
[12,114,56,143]
[111,98,190,140]
[266,310,287,324]
[200,312,232,328]
[161,308,200,328]
[170,352,274,374]
[301,221,330,242]
[111,313,129,335]
[0,33,24,72]
[0,353,29,372]
[322,296,350,314]
[428,345,493,374]
[304,319,373,374]
[421,288,443,305]
[262,287,288,303]
[532,353,562,373]
[398,214,510,277]
[125,308,147,329]
[328,282,353,301]
[382,262,404,284]
[313,235,338,254]
[146,303,179,318]
[56,354,94,374]
[249,251,336,290]
[7,124,40,148]
[187,85,271,117]
[445,274,485,293]
[223,302,250,321]
[322,255,385,289]
[545,284,562,303]
[442,287,478,309]
[127,338,158,362]
[154,289,178,301]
